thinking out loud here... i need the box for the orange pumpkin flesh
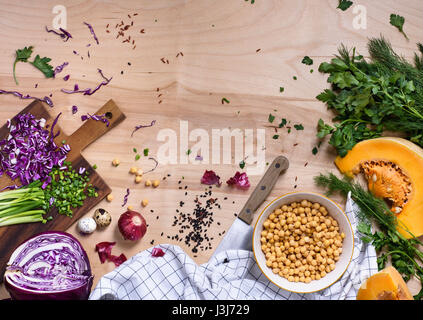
[334,137,423,238]
[356,266,413,300]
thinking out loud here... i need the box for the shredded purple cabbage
[0,112,70,186]
[122,188,130,207]
[45,26,72,42]
[131,120,156,137]
[72,105,78,114]
[61,69,112,96]
[63,75,70,81]
[144,157,159,174]
[83,22,99,45]
[53,62,69,77]
[80,113,110,127]
[0,89,53,107]
[0,184,20,192]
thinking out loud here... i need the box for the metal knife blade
[211,155,289,259]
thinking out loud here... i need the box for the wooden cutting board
[0,99,126,276]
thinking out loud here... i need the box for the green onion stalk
[0,181,48,227]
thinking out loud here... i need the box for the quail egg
[77,217,97,234]
[93,208,112,228]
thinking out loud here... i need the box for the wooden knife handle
[237,155,289,225]
[65,99,126,161]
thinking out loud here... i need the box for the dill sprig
[368,36,423,103]
[314,172,423,299]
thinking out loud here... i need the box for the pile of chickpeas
[260,199,345,284]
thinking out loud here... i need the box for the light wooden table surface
[0,0,422,299]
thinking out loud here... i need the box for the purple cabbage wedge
[4,231,93,300]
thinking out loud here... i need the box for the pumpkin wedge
[356,266,413,300]
[334,137,423,238]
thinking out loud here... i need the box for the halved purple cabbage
[4,231,93,300]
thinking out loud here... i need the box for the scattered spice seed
[168,187,224,254]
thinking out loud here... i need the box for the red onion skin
[118,210,147,241]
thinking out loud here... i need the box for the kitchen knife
[211,155,289,259]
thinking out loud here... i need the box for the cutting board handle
[237,155,289,225]
[65,99,126,160]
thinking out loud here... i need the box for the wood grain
[0,0,422,298]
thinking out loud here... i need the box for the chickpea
[145,180,152,187]
[112,158,120,166]
[129,167,138,174]
[141,199,149,207]
[152,180,160,188]
[261,199,343,284]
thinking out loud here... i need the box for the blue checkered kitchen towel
[89,194,378,300]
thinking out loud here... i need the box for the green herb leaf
[280,87,284,93]
[133,148,137,153]
[13,46,33,85]
[268,113,275,123]
[143,148,149,156]
[312,147,318,155]
[337,0,353,11]
[272,134,279,139]
[302,56,313,66]
[390,14,408,40]
[186,149,191,155]
[30,55,54,78]
[135,154,141,161]
[278,118,287,128]
[294,124,304,130]
[239,160,246,169]
[221,97,230,104]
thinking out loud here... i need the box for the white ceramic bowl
[253,191,354,294]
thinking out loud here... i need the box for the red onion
[118,210,147,241]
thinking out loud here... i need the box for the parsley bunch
[316,37,423,157]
